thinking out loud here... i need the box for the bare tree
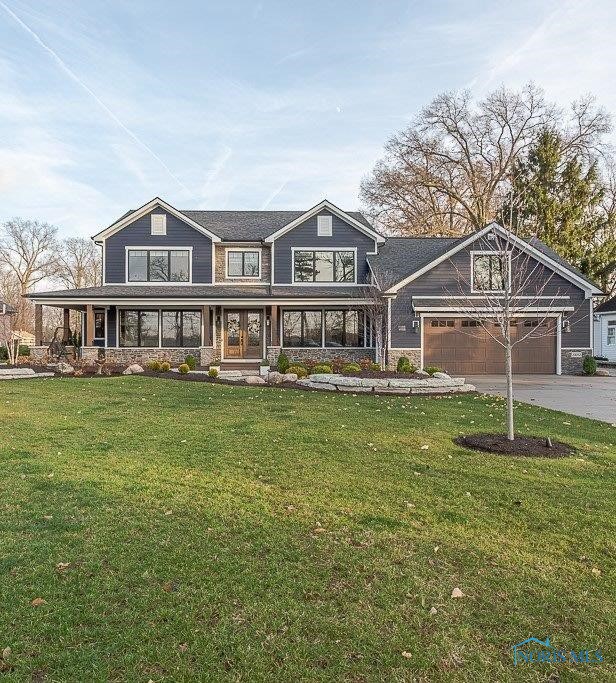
[0,302,17,365]
[361,85,610,236]
[359,267,401,369]
[55,237,102,289]
[445,226,584,440]
[0,218,59,331]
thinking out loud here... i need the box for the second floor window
[472,253,508,292]
[127,249,190,282]
[293,250,355,283]
[227,250,260,278]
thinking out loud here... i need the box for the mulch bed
[454,433,575,458]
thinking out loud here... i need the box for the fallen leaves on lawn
[55,562,71,572]
[401,651,412,659]
[178,643,188,652]
[1,647,11,660]
[429,607,438,615]
[162,581,176,593]
[450,587,464,598]
[31,597,47,607]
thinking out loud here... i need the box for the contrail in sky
[0,0,193,196]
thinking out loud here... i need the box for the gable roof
[0,300,15,314]
[595,295,616,313]
[263,199,385,244]
[377,223,602,295]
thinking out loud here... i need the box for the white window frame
[124,246,193,284]
[470,250,512,294]
[290,246,358,286]
[317,215,332,237]
[150,214,167,236]
[116,307,203,348]
[607,319,616,346]
[224,248,262,280]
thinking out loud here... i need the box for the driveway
[467,375,616,424]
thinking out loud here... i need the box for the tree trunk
[505,343,515,441]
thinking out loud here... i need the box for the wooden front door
[223,310,263,359]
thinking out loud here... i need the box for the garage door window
[430,320,454,327]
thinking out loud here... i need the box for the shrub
[18,345,30,357]
[311,363,333,374]
[287,364,308,379]
[178,363,190,374]
[160,361,171,372]
[370,363,381,371]
[397,356,410,372]
[260,358,270,366]
[208,367,219,378]
[342,362,362,374]
[277,352,290,373]
[583,355,597,376]
[424,366,441,376]
[184,354,197,370]
[146,360,163,372]
[359,357,374,370]
[330,356,346,373]
[0,346,8,361]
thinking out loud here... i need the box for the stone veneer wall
[103,348,201,364]
[561,349,592,375]
[387,349,421,371]
[214,246,271,283]
[266,347,375,365]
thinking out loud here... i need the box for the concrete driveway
[467,375,616,424]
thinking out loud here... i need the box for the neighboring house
[0,300,15,316]
[28,197,601,374]
[593,295,616,361]
[12,330,35,348]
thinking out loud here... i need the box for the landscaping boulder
[267,371,284,384]
[245,375,266,385]
[416,369,430,377]
[282,372,298,383]
[122,363,144,375]
[57,362,75,375]
[432,371,451,380]
[595,368,611,377]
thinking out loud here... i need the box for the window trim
[117,308,203,348]
[93,310,106,340]
[607,319,616,346]
[118,309,161,348]
[224,248,262,279]
[470,250,511,294]
[125,246,193,284]
[281,307,371,349]
[290,247,358,285]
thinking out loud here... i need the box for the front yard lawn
[0,377,614,681]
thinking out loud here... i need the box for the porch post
[34,304,43,345]
[202,305,211,346]
[270,305,279,346]
[62,308,70,343]
[85,304,95,346]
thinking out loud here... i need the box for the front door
[224,310,263,359]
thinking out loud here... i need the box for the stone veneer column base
[81,346,101,362]
[387,349,421,371]
[268,348,376,365]
[560,349,592,374]
[199,347,215,366]
[30,346,48,362]
[103,348,201,365]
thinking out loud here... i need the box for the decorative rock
[360,377,389,388]
[282,372,298,382]
[267,371,284,384]
[337,385,372,393]
[432,371,451,380]
[376,387,410,395]
[595,368,611,377]
[389,379,416,388]
[416,369,430,377]
[57,362,75,375]
[296,379,337,390]
[308,373,338,384]
[245,375,266,385]
[333,376,364,387]
[122,363,144,375]
[0,368,35,376]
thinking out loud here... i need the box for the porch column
[270,305,279,346]
[202,305,211,346]
[85,304,95,346]
[62,308,70,343]
[34,304,43,345]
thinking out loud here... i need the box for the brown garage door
[424,318,556,375]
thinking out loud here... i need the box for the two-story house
[29,197,601,374]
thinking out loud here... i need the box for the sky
[1,0,615,238]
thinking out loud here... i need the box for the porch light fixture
[412,319,420,333]
[562,319,571,333]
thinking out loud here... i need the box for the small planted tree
[0,302,17,365]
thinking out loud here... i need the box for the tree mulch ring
[454,433,575,458]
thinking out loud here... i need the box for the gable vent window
[317,215,332,237]
[151,214,167,236]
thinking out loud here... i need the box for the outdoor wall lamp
[562,319,571,333]
[412,320,420,333]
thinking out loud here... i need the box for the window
[293,250,355,283]
[461,320,480,327]
[430,320,455,327]
[317,215,332,237]
[127,249,190,282]
[161,311,201,347]
[151,214,166,235]
[325,310,364,347]
[472,253,508,291]
[607,320,616,346]
[119,310,159,347]
[227,250,260,278]
[94,311,105,339]
[282,311,322,347]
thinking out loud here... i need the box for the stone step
[0,368,36,376]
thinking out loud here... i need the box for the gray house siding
[272,210,376,285]
[390,242,591,348]
[104,209,213,284]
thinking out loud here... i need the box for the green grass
[0,377,614,682]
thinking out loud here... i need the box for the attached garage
[423,317,557,375]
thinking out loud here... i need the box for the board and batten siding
[390,242,591,349]
[272,211,376,285]
[104,209,213,284]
